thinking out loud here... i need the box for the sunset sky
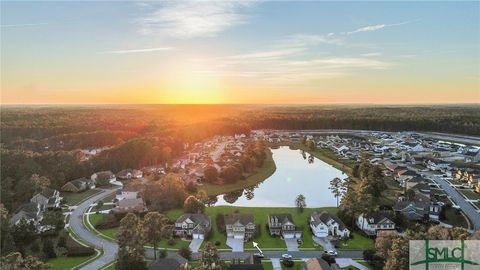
[1,1,479,104]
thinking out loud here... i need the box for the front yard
[87,205,374,251]
[62,189,102,205]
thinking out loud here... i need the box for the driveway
[189,239,203,253]
[226,237,244,252]
[336,258,370,270]
[284,238,299,251]
[270,258,282,270]
[312,236,336,251]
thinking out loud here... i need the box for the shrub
[178,247,192,260]
[159,249,167,258]
[215,241,221,246]
[95,214,119,229]
[216,214,225,233]
[282,259,294,267]
[66,237,95,257]
[167,239,176,246]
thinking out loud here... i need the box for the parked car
[325,250,338,256]
[282,254,293,260]
[254,253,264,258]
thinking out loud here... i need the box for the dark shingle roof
[225,214,254,226]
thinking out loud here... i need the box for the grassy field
[459,189,480,200]
[441,207,470,229]
[48,255,96,270]
[262,261,274,270]
[62,189,102,205]
[201,148,277,196]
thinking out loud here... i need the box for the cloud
[136,0,257,39]
[1,22,52,28]
[100,47,174,54]
[346,20,417,35]
[227,47,306,60]
[361,52,383,57]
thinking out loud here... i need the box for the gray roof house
[10,202,43,226]
[310,212,350,238]
[225,214,256,241]
[174,213,211,239]
[268,213,302,239]
[30,188,60,210]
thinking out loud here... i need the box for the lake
[214,146,347,207]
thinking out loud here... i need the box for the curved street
[69,189,119,270]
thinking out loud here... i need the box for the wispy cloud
[361,52,383,57]
[227,48,306,60]
[1,22,52,28]
[100,47,174,54]
[136,0,257,39]
[346,20,417,35]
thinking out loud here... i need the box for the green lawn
[459,189,480,200]
[338,232,375,250]
[262,261,274,270]
[48,255,96,270]
[198,206,339,250]
[441,207,470,229]
[281,261,303,270]
[201,149,277,196]
[62,189,102,205]
[88,205,373,251]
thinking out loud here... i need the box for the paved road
[192,250,364,260]
[69,188,119,270]
[428,173,480,230]
[408,166,480,231]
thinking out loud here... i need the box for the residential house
[393,193,441,222]
[112,197,147,213]
[395,170,417,186]
[31,188,61,210]
[117,169,143,180]
[115,190,138,201]
[174,213,211,239]
[267,214,302,239]
[91,171,116,185]
[225,214,256,241]
[356,212,396,236]
[310,212,350,238]
[302,258,338,270]
[9,202,43,226]
[61,177,94,193]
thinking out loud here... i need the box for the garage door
[193,233,204,239]
[283,233,294,239]
[234,234,244,239]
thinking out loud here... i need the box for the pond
[214,146,347,207]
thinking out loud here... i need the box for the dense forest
[1,104,479,212]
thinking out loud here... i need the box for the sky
[1,1,479,104]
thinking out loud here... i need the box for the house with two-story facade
[225,214,256,241]
[309,211,350,238]
[356,212,396,236]
[174,213,211,239]
[267,213,302,239]
[30,188,61,210]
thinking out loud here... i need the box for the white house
[356,213,396,236]
[309,212,350,238]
